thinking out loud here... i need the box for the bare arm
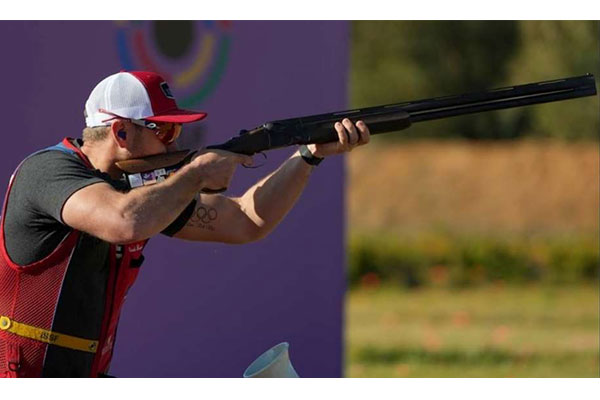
[173,150,314,244]
[174,118,371,244]
[62,150,251,243]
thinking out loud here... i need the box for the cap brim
[145,108,207,124]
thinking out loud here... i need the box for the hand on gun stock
[187,149,254,194]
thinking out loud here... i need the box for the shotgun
[116,74,597,189]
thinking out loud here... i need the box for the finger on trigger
[237,154,253,166]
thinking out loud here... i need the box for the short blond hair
[82,125,110,142]
[82,123,145,143]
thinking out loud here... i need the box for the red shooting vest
[0,138,147,377]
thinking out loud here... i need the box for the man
[0,70,370,377]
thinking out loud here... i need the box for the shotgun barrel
[206,74,597,155]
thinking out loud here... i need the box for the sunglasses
[99,109,182,145]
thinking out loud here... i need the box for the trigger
[242,152,267,169]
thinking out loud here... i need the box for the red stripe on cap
[128,71,178,117]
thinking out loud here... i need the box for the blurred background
[1,20,597,378]
[345,21,599,377]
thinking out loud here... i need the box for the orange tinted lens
[156,123,182,144]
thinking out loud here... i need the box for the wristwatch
[299,145,324,166]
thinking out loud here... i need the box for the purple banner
[0,21,348,377]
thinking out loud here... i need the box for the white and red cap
[85,70,207,127]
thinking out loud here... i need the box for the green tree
[506,21,599,140]
[351,21,599,140]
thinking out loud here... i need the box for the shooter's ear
[110,120,128,148]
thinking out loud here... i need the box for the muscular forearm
[118,163,202,241]
[237,150,314,239]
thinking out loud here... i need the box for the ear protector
[118,130,127,140]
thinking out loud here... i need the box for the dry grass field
[345,285,599,377]
[345,139,599,377]
[348,139,598,236]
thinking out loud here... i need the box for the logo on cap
[160,82,174,99]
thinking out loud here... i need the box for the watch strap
[299,145,324,166]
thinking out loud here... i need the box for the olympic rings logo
[191,206,218,225]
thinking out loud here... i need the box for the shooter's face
[128,122,182,158]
